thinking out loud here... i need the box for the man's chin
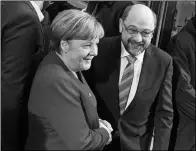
[127,48,144,56]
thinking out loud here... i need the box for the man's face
[120,9,155,56]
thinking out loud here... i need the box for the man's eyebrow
[127,25,153,32]
[142,29,154,32]
[127,25,137,28]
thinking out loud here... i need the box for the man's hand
[99,119,113,132]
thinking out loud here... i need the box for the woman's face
[62,39,99,72]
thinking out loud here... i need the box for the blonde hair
[50,9,104,52]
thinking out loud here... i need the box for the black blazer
[1,1,47,150]
[25,52,109,150]
[83,36,173,150]
[167,16,195,150]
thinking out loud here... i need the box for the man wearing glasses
[83,4,173,150]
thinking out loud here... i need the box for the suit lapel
[78,71,85,84]
[102,37,121,118]
[80,72,97,107]
[124,45,154,113]
[49,53,97,107]
[136,45,154,92]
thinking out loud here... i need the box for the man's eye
[128,29,137,33]
[143,32,151,35]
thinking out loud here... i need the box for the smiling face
[61,39,99,72]
[119,4,155,56]
[51,9,104,71]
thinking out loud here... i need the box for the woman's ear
[60,40,69,53]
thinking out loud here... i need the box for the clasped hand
[99,119,113,145]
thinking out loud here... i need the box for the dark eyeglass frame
[122,21,154,38]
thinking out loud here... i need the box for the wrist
[103,126,112,144]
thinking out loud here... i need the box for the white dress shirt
[30,1,44,22]
[119,42,145,110]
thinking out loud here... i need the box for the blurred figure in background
[1,1,47,150]
[46,1,78,23]
[167,15,195,150]
[86,1,133,37]
[25,9,113,150]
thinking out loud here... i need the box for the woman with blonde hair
[25,9,112,150]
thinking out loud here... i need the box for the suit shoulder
[170,31,195,52]
[98,36,120,54]
[36,64,71,87]
[2,1,37,23]
[2,2,31,13]
[151,45,172,63]
[173,31,193,43]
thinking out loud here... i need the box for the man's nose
[133,32,143,42]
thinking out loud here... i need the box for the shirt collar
[30,1,44,22]
[121,42,145,62]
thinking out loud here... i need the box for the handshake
[99,119,113,145]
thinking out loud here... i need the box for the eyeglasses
[123,21,154,38]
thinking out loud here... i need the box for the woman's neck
[55,51,78,79]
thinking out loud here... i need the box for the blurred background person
[86,1,134,37]
[25,9,113,150]
[167,15,195,150]
[46,1,77,23]
[1,1,47,150]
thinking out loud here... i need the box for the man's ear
[119,18,123,33]
[60,40,69,53]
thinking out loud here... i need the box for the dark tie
[119,55,136,115]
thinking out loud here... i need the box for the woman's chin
[80,61,92,71]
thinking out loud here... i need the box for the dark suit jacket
[167,16,195,150]
[46,1,77,23]
[1,1,47,150]
[86,1,133,37]
[25,52,109,150]
[83,36,173,150]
